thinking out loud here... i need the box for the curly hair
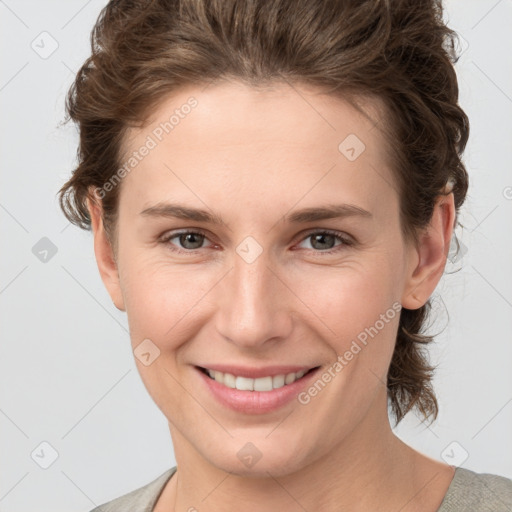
[58,0,469,426]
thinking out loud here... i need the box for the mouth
[197,366,320,392]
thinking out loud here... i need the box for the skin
[88,81,456,511]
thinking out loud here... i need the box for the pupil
[181,233,203,249]
[312,233,334,250]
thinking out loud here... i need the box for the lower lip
[196,367,320,414]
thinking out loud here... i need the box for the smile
[199,367,317,391]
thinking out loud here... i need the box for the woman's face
[93,81,441,476]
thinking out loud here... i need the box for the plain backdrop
[1,1,511,511]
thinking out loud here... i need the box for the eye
[295,230,354,253]
[159,229,213,253]
[159,228,354,255]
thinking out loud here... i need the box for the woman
[58,0,512,510]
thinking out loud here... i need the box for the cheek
[291,253,402,331]
[119,235,406,354]
[119,253,220,348]
[288,255,403,390]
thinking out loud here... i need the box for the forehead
[124,80,388,151]
[117,81,398,222]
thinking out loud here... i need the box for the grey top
[90,466,512,511]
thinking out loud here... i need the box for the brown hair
[58,0,469,425]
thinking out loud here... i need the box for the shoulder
[437,467,512,512]
[88,467,177,512]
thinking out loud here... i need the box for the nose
[214,249,294,349]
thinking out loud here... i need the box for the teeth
[254,376,273,392]
[272,374,285,388]
[235,376,254,391]
[285,372,296,385]
[223,373,236,388]
[204,368,310,391]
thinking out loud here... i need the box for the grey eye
[308,233,337,250]
[175,232,206,250]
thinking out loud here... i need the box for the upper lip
[196,364,319,379]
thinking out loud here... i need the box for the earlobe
[401,192,456,310]
[86,190,126,312]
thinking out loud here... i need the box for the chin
[202,439,312,478]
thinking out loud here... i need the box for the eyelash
[159,228,354,255]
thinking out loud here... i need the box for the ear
[86,188,126,311]
[401,192,455,310]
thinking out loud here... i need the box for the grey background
[1,1,511,510]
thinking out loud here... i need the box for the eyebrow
[140,202,372,225]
